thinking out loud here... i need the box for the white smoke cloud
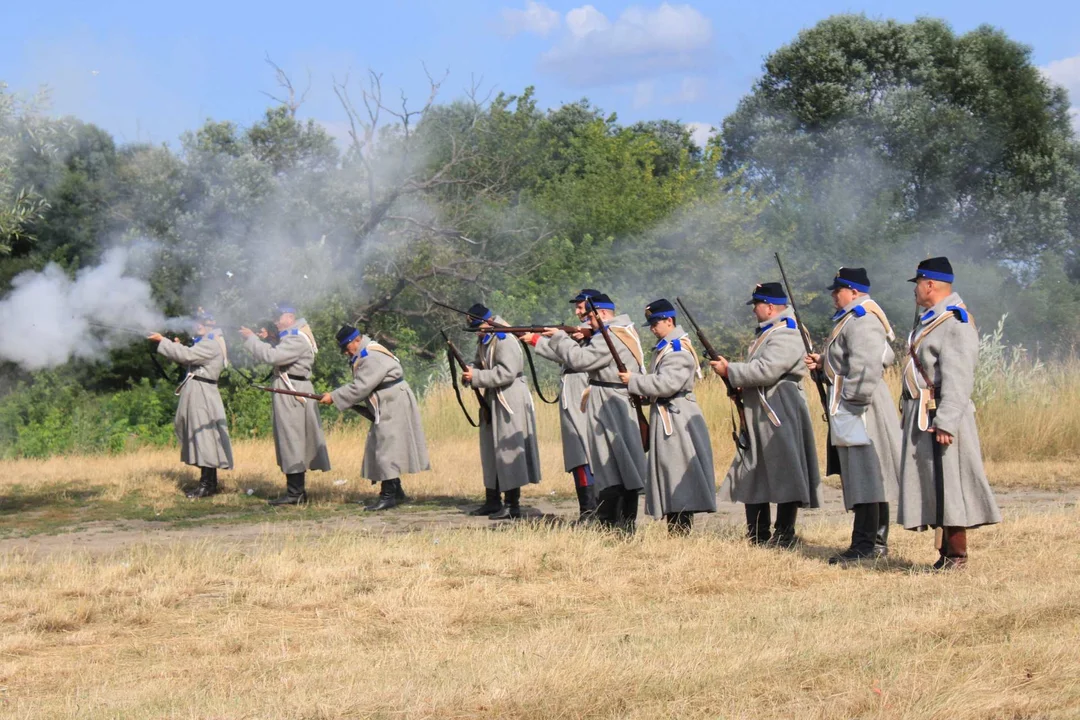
[500,1,562,37]
[0,247,169,370]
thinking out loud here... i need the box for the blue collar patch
[482,332,507,344]
[758,317,796,334]
[278,328,299,339]
[947,305,969,323]
[832,304,867,322]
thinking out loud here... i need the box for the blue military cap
[909,257,954,283]
[747,282,788,305]
[645,298,677,324]
[827,267,871,292]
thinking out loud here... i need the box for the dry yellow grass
[1,508,1079,718]
[2,373,1080,718]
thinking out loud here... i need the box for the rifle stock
[585,298,650,452]
[774,252,830,427]
[463,325,594,339]
[675,297,750,450]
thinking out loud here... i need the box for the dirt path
[2,485,1076,556]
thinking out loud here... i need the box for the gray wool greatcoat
[533,337,590,472]
[468,320,543,492]
[897,292,1001,530]
[821,297,902,511]
[243,320,331,475]
[330,336,430,483]
[157,334,234,470]
[537,314,648,493]
[627,325,717,518]
[720,307,822,508]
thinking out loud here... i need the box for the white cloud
[500,1,562,38]
[1041,54,1080,132]
[686,121,715,150]
[663,76,707,104]
[539,3,714,87]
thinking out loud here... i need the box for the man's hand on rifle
[319,393,334,405]
[147,332,164,343]
[238,326,254,339]
[519,332,537,344]
[710,357,729,378]
[617,370,631,385]
[804,353,821,371]
[932,427,955,446]
[461,367,473,385]
[570,328,587,341]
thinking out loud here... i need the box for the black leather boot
[596,486,623,529]
[187,467,218,499]
[666,512,693,536]
[745,503,771,545]
[269,472,307,505]
[874,502,890,557]
[490,488,522,520]
[469,488,503,516]
[574,483,597,523]
[829,503,878,564]
[619,488,639,535]
[366,479,405,511]
[771,502,799,548]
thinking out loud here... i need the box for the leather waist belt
[375,378,404,392]
[589,380,626,389]
[287,374,309,381]
[658,390,691,403]
[191,376,218,386]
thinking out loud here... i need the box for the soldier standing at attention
[711,282,821,547]
[148,308,233,499]
[617,299,717,535]
[239,303,331,505]
[531,289,600,522]
[461,304,543,520]
[320,325,431,511]
[524,293,648,533]
[898,257,1001,569]
[804,268,902,563]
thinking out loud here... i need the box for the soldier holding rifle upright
[898,257,1000,569]
[617,299,717,535]
[461,303,542,520]
[239,302,331,505]
[710,283,821,547]
[319,325,430,511]
[523,293,648,533]
[148,308,233,499]
[804,268,901,563]
[530,289,600,522]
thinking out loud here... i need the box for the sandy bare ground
[3,483,1076,557]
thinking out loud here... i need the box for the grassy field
[2,373,1079,718]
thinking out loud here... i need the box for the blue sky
[2,0,1079,147]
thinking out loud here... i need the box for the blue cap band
[917,269,954,283]
[834,278,870,293]
[275,305,297,315]
[338,329,360,348]
[646,309,677,321]
[591,301,615,311]
[752,293,787,305]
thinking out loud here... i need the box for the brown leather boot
[933,527,968,570]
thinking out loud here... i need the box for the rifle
[774,252,831,428]
[433,300,558,404]
[675,297,750,450]
[463,325,594,339]
[440,330,489,427]
[585,297,650,452]
[254,385,374,421]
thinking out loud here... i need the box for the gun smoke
[0,247,177,370]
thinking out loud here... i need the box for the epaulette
[359,348,369,358]
[671,338,682,351]
[947,305,969,323]
[852,305,867,318]
[784,317,797,329]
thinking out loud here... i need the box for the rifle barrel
[774,252,830,423]
[254,385,323,401]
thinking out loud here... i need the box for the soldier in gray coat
[461,303,543,520]
[805,268,902,563]
[525,293,648,532]
[319,325,431,511]
[148,308,233,499]
[239,303,331,505]
[899,257,1001,570]
[711,282,822,547]
[531,289,600,522]
[617,299,717,535]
